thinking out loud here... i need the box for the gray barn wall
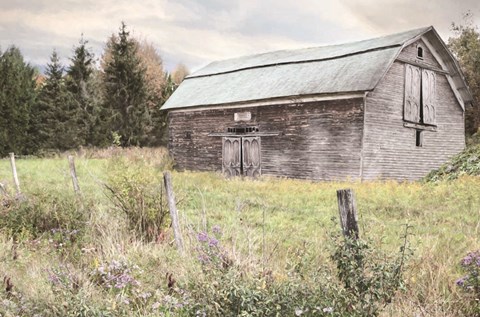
[168,98,365,180]
[362,43,465,180]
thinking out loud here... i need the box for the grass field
[0,148,479,316]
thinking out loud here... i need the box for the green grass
[0,149,479,316]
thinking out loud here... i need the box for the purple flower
[212,225,222,235]
[208,237,219,247]
[456,277,466,287]
[197,232,209,243]
[198,253,210,264]
[462,255,473,266]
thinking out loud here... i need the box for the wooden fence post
[68,155,81,194]
[9,153,21,196]
[336,188,359,239]
[163,171,184,253]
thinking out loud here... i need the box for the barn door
[222,137,261,177]
[242,137,261,177]
[422,69,436,125]
[404,64,421,122]
[222,137,241,177]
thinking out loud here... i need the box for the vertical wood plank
[9,153,21,196]
[337,188,359,239]
[68,155,81,194]
[422,69,436,125]
[163,171,184,253]
[404,64,421,122]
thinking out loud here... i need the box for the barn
[162,26,473,181]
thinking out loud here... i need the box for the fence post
[9,153,21,196]
[163,171,184,253]
[68,155,81,194]
[336,188,359,239]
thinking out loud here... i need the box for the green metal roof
[162,27,471,110]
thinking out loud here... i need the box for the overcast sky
[1,0,479,73]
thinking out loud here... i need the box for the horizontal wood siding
[398,39,442,70]
[168,99,364,180]
[362,61,464,180]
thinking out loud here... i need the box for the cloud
[1,0,480,73]
[339,0,480,37]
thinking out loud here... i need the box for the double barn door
[222,137,261,177]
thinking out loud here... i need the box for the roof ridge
[188,44,403,79]
[188,26,431,78]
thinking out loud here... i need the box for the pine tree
[103,22,149,146]
[0,46,37,156]
[66,37,109,147]
[32,50,79,151]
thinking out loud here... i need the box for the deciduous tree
[449,13,480,135]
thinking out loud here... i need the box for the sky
[0,0,479,74]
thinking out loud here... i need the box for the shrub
[0,191,87,240]
[424,143,480,181]
[456,250,480,316]
[329,232,410,317]
[181,223,411,316]
[105,158,170,242]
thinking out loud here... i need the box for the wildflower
[456,277,466,287]
[197,232,209,243]
[212,225,222,235]
[295,308,303,316]
[152,301,161,309]
[208,237,219,247]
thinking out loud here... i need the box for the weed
[456,250,480,316]
[105,157,170,242]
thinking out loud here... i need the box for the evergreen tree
[103,22,149,146]
[32,50,79,151]
[0,46,37,156]
[66,37,109,147]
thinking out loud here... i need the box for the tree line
[0,22,189,157]
[1,19,480,157]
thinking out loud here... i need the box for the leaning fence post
[9,153,21,196]
[336,188,359,239]
[68,155,81,194]
[163,171,184,253]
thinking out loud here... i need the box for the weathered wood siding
[168,99,365,180]
[397,39,442,70]
[362,42,464,180]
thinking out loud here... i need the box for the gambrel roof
[162,26,472,110]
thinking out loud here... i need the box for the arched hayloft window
[417,46,424,59]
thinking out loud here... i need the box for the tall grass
[0,148,479,316]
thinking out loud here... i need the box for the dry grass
[0,148,479,316]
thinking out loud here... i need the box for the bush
[105,158,170,242]
[329,233,410,316]
[180,224,411,316]
[424,143,480,182]
[0,191,87,240]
